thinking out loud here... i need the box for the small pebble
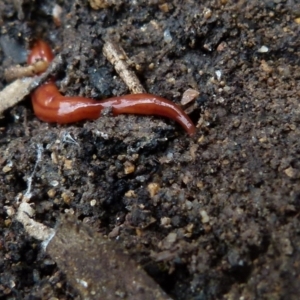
[260,60,273,74]
[147,183,160,197]
[166,232,177,244]
[258,46,269,53]
[52,4,62,26]
[90,199,97,206]
[181,88,200,105]
[215,70,222,81]
[161,217,171,227]
[203,8,212,19]
[61,192,74,204]
[125,190,136,197]
[64,159,73,170]
[200,210,210,223]
[159,3,169,13]
[123,161,135,174]
[47,189,56,198]
[284,167,299,178]
[2,165,12,173]
[163,29,173,43]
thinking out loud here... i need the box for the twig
[0,78,35,116]
[0,55,62,117]
[103,39,146,94]
[4,61,49,82]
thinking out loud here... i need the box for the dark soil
[1,0,300,299]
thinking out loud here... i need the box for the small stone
[186,223,194,233]
[51,152,58,164]
[217,41,227,52]
[197,181,204,189]
[203,8,212,19]
[166,232,177,244]
[2,165,12,173]
[197,135,205,143]
[260,60,273,74]
[52,4,62,26]
[117,154,126,161]
[135,64,142,71]
[257,46,269,53]
[284,167,299,179]
[215,70,222,81]
[90,199,97,206]
[223,85,230,92]
[50,180,59,187]
[125,190,136,197]
[200,210,210,223]
[159,3,169,13]
[108,226,120,238]
[123,161,135,174]
[181,88,199,105]
[163,29,172,43]
[148,63,154,70]
[185,200,193,210]
[131,154,139,161]
[89,0,110,9]
[267,78,274,86]
[4,219,12,227]
[160,217,171,227]
[64,159,73,170]
[47,189,56,198]
[147,183,160,197]
[259,137,268,143]
[61,192,74,204]
[5,206,15,216]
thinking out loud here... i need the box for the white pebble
[258,46,269,53]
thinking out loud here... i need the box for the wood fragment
[103,40,146,94]
[4,61,49,82]
[16,206,173,299]
[0,78,35,116]
[46,215,172,300]
[0,55,62,116]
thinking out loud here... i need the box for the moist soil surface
[1,0,300,299]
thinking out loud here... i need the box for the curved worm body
[28,40,196,135]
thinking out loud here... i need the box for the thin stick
[4,61,49,82]
[103,39,146,94]
[0,78,35,116]
[0,55,62,116]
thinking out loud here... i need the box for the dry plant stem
[103,40,146,94]
[0,55,62,116]
[4,60,49,82]
[0,78,35,116]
